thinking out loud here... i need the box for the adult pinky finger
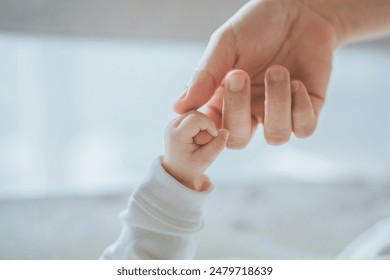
[291,80,317,138]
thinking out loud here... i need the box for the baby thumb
[199,129,229,161]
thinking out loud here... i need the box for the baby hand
[162,110,229,191]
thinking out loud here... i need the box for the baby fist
[162,110,229,191]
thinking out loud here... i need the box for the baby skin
[162,110,229,191]
[101,110,229,259]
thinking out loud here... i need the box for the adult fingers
[203,84,224,128]
[222,69,252,149]
[264,65,292,145]
[194,85,225,145]
[291,80,317,138]
[175,111,218,140]
[173,29,236,114]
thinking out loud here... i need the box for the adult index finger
[222,69,252,149]
[264,65,292,145]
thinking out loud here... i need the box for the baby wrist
[161,158,202,191]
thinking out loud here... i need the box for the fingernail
[269,68,284,82]
[228,74,246,92]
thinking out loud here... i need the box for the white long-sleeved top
[100,157,390,260]
[100,157,212,260]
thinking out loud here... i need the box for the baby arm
[100,111,228,260]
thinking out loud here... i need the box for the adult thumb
[198,129,229,162]
[173,30,236,114]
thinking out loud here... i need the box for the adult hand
[174,0,338,147]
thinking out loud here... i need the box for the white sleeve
[100,157,212,260]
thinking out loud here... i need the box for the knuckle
[190,110,204,119]
[186,113,199,123]
[210,28,233,48]
[168,115,181,127]
[165,121,176,134]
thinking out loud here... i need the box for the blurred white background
[0,0,389,259]
[1,34,389,198]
